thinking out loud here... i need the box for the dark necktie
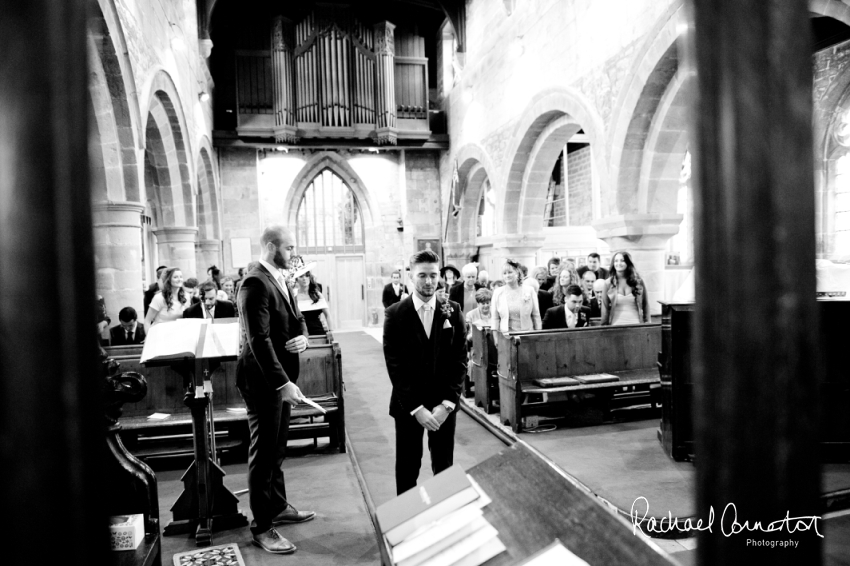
[126,330,132,343]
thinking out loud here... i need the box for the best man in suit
[183,281,237,320]
[383,249,468,495]
[109,307,146,345]
[381,271,409,308]
[237,226,314,555]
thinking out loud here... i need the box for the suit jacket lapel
[259,264,296,317]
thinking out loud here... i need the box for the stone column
[491,233,547,273]
[153,227,199,279]
[592,213,682,316]
[196,239,222,278]
[443,242,477,269]
[92,201,145,324]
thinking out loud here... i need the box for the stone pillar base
[92,201,145,326]
[592,214,683,315]
[154,227,199,279]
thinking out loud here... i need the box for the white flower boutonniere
[441,301,453,328]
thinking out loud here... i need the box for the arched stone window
[296,169,364,253]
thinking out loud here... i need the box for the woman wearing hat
[437,264,461,301]
[293,261,331,336]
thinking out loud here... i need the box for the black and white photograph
[4,0,850,564]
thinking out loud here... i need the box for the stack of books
[376,465,506,566]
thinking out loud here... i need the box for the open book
[141,319,240,364]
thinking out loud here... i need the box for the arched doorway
[295,168,366,329]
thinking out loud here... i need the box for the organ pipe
[271,16,297,143]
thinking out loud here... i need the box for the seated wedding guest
[577,252,609,281]
[581,270,601,318]
[183,277,200,305]
[143,265,168,316]
[543,285,589,330]
[551,263,582,306]
[465,288,493,341]
[144,267,189,327]
[382,271,409,308]
[527,270,554,314]
[541,257,560,291]
[531,266,549,289]
[110,307,146,345]
[294,262,331,336]
[601,250,650,325]
[477,270,490,288]
[184,281,236,320]
[491,259,541,333]
[218,276,236,302]
[449,263,482,313]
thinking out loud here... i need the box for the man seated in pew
[110,307,146,345]
[542,285,590,330]
[465,288,493,343]
[183,281,236,321]
[581,270,601,318]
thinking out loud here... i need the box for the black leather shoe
[272,504,316,525]
[252,528,296,554]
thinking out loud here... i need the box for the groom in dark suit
[237,225,314,554]
[383,249,468,495]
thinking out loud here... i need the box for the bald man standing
[237,225,314,554]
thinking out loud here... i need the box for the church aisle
[335,330,508,508]
[155,446,380,564]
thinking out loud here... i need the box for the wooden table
[378,445,675,565]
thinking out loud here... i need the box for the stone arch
[142,72,194,228]
[810,0,850,27]
[448,143,497,244]
[607,2,685,216]
[518,115,583,233]
[636,71,691,214]
[284,151,378,228]
[88,0,142,201]
[196,138,220,240]
[501,88,607,234]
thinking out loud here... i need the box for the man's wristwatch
[441,402,453,412]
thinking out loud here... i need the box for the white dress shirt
[409,293,456,417]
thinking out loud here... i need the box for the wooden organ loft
[232,7,434,145]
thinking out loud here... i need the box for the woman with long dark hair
[144,267,189,327]
[294,263,331,336]
[601,250,650,325]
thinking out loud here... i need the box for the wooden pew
[495,324,662,433]
[471,324,499,413]
[106,332,345,458]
